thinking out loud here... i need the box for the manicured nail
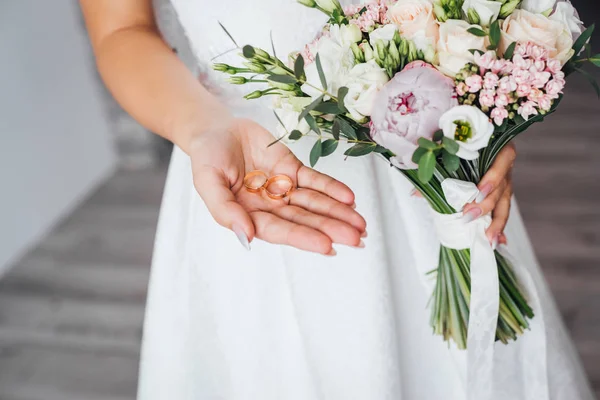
[356,240,365,248]
[462,207,482,223]
[326,248,337,256]
[361,230,368,238]
[351,202,357,209]
[232,224,250,251]
[491,234,499,250]
[475,184,493,204]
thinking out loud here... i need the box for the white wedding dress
[138,1,595,399]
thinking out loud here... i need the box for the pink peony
[370,62,458,169]
[491,107,509,126]
[465,75,483,93]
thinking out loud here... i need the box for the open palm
[189,118,367,254]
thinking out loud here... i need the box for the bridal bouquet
[213,0,598,352]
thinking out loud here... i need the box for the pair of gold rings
[243,170,294,200]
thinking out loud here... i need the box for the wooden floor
[1,74,599,399]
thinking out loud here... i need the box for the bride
[81,0,594,399]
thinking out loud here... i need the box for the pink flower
[545,79,564,98]
[528,88,544,103]
[479,89,496,108]
[345,2,388,32]
[491,107,509,126]
[538,95,553,111]
[456,82,469,96]
[370,64,458,169]
[530,45,549,61]
[546,59,562,74]
[534,60,546,71]
[475,51,496,70]
[513,54,532,70]
[483,72,499,89]
[553,71,565,81]
[497,76,517,94]
[466,75,483,93]
[518,101,539,120]
[495,93,510,108]
[513,69,532,85]
[531,71,551,88]
[516,84,532,97]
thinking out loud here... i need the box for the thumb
[193,165,255,249]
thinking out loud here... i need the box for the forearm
[93,25,230,153]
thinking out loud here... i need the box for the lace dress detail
[137,1,596,399]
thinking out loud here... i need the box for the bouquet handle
[432,179,549,400]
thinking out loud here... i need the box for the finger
[297,166,355,206]
[498,233,508,245]
[193,165,255,245]
[289,189,367,233]
[272,205,363,247]
[487,186,512,244]
[250,211,334,255]
[476,143,516,203]
[463,179,507,221]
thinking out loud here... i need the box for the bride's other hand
[463,143,517,246]
[189,117,367,255]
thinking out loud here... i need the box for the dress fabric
[138,1,595,399]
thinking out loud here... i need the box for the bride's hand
[462,143,517,246]
[188,118,367,255]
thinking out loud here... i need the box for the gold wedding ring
[243,171,294,199]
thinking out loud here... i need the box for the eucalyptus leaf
[294,55,305,80]
[337,87,349,113]
[412,147,429,163]
[321,139,339,157]
[418,137,438,150]
[268,74,297,84]
[313,101,342,115]
[374,145,390,154]
[304,114,321,134]
[298,95,324,122]
[288,130,303,140]
[442,151,460,172]
[310,139,322,167]
[331,120,341,140]
[573,24,595,56]
[467,27,487,37]
[442,137,459,155]
[336,117,357,140]
[417,151,436,184]
[504,42,516,59]
[344,143,377,157]
[315,53,328,92]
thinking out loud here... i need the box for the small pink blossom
[345,2,388,32]
[546,59,562,74]
[491,107,509,126]
[466,75,483,93]
[475,51,496,70]
[531,71,551,88]
[497,76,517,94]
[495,93,510,108]
[516,84,532,97]
[538,95,553,111]
[479,89,496,107]
[483,72,499,89]
[530,45,549,61]
[456,82,469,96]
[534,60,546,72]
[528,88,544,103]
[513,69,532,85]
[518,101,539,120]
[513,54,532,70]
[554,71,565,81]
[545,79,564,98]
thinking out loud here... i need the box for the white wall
[0,1,116,273]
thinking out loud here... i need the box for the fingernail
[356,240,365,248]
[361,230,368,238]
[491,234,499,250]
[326,248,337,257]
[462,207,482,223]
[351,202,357,209]
[232,224,251,251]
[476,184,493,204]
[410,188,419,197]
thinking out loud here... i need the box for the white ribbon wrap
[432,179,549,400]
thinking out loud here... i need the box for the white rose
[461,0,501,27]
[340,60,390,122]
[386,0,439,51]
[500,9,574,64]
[273,97,312,139]
[315,0,342,14]
[520,0,556,14]
[369,24,398,46]
[439,105,494,160]
[549,0,584,39]
[436,20,486,77]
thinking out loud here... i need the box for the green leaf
[411,147,429,164]
[270,31,277,59]
[321,139,339,157]
[442,137,459,155]
[315,53,328,91]
[218,21,239,47]
[486,44,497,51]
[337,87,349,113]
[298,95,324,122]
[310,139,322,167]
[418,137,438,150]
[417,151,436,184]
[374,145,389,154]
[356,126,371,141]
[468,48,484,56]
[268,74,297,84]
[589,54,600,67]
[504,42,517,59]
[242,45,255,58]
[336,117,357,140]
[294,55,305,80]
[433,130,444,142]
[574,67,600,98]
[467,27,487,37]
[442,151,460,172]
[304,114,321,135]
[344,143,377,157]
[489,20,501,47]
[288,130,303,140]
[573,24,595,56]
[331,120,340,140]
[313,101,342,115]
